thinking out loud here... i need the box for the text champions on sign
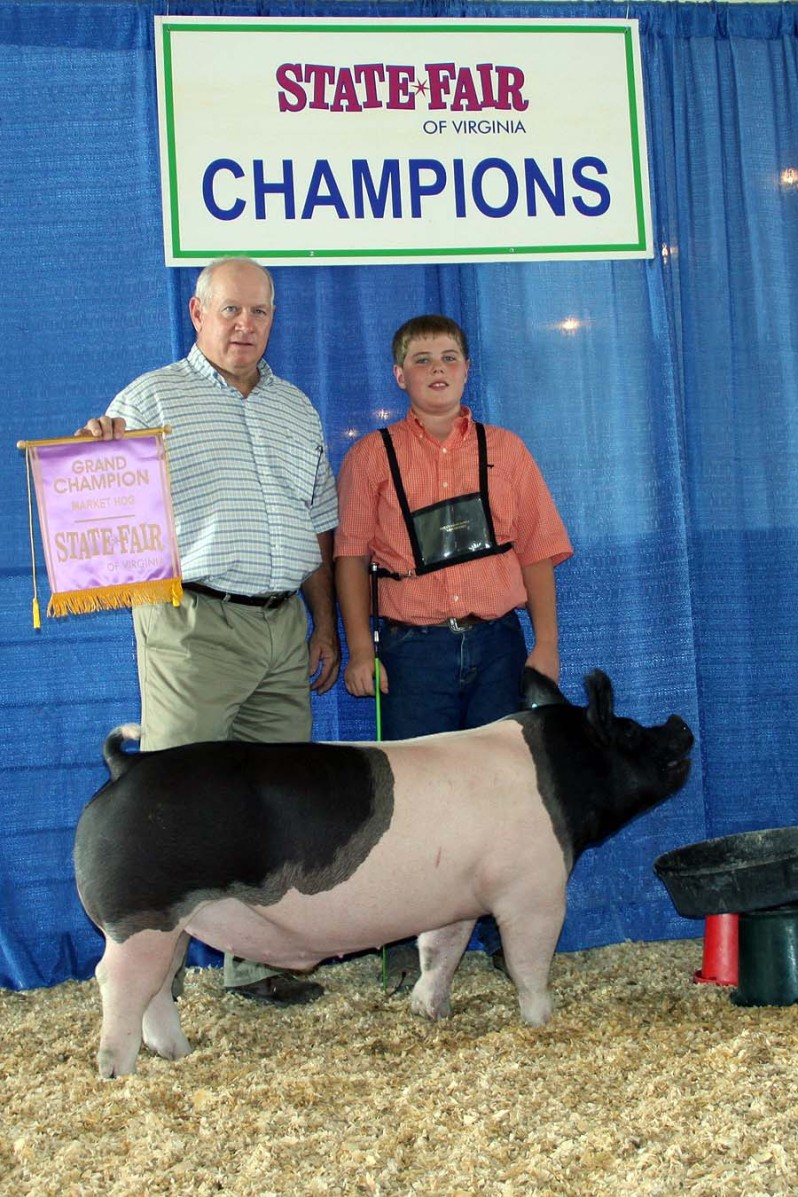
[155,19,653,264]
[206,61,611,225]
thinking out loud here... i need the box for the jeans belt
[385,614,485,633]
[183,582,296,610]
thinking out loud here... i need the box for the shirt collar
[187,344,273,390]
[404,404,472,441]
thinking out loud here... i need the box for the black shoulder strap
[378,427,424,571]
[475,421,500,547]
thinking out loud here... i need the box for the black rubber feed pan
[654,827,798,919]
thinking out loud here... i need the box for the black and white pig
[74,668,693,1077]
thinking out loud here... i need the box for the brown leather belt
[384,614,485,633]
[183,582,296,610]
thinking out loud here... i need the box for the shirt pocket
[270,436,324,506]
[481,463,518,540]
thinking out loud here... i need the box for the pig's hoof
[144,1029,192,1062]
[97,1048,138,1079]
[519,991,553,1026]
[410,983,451,1021]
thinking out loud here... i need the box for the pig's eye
[616,722,641,749]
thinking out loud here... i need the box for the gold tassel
[24,446,42,629]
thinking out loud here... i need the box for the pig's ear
[584,670,615,745]
[521,667,569,709]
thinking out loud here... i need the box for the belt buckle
[263,591,290,610]
[447,616,467,632]
[221,592,233,603]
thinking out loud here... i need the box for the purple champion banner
[28,432,182,616]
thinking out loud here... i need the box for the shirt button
[453,595,460,602]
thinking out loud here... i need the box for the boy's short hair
[391,315,469,366]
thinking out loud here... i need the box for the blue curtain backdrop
[1,1,797,989]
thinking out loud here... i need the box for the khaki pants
[132,590,312,986]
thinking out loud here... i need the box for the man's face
[393,335,470,418]
[189,261,275,386]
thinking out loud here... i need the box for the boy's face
[393,334,470,419]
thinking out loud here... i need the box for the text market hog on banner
[19,430,182,624]
[155,15,653,266]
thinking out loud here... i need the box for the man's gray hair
[193,258,276,307]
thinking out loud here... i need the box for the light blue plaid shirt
[108,345,337,594]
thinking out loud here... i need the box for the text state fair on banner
[155,16,653,266]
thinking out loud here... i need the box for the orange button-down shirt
[335,407,573,625]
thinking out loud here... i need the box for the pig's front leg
[410,919,475,1020]
[496,894,566,1026]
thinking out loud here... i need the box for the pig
[73,668,693,1077]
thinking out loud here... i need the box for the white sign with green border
[155,16,653,266]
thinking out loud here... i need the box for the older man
[78,257,339,1005]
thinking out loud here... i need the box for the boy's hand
[344,649,389,697]
[525,643,560,685]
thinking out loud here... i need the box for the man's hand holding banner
[19,428,182,626]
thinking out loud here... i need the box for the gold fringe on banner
[47,578,183,618]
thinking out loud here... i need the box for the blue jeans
[379,611,528,956]
[379,611,527,738]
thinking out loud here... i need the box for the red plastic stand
[694,913,739,986]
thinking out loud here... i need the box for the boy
[334,314,572,967]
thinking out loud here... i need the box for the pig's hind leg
[410,919,475,1020]
[141,931,192,1064]
[95,927,188,1078]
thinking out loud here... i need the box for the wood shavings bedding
[2,940,796,1196]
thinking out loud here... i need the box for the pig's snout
[665,715,694,753]
[662,716,693,783]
